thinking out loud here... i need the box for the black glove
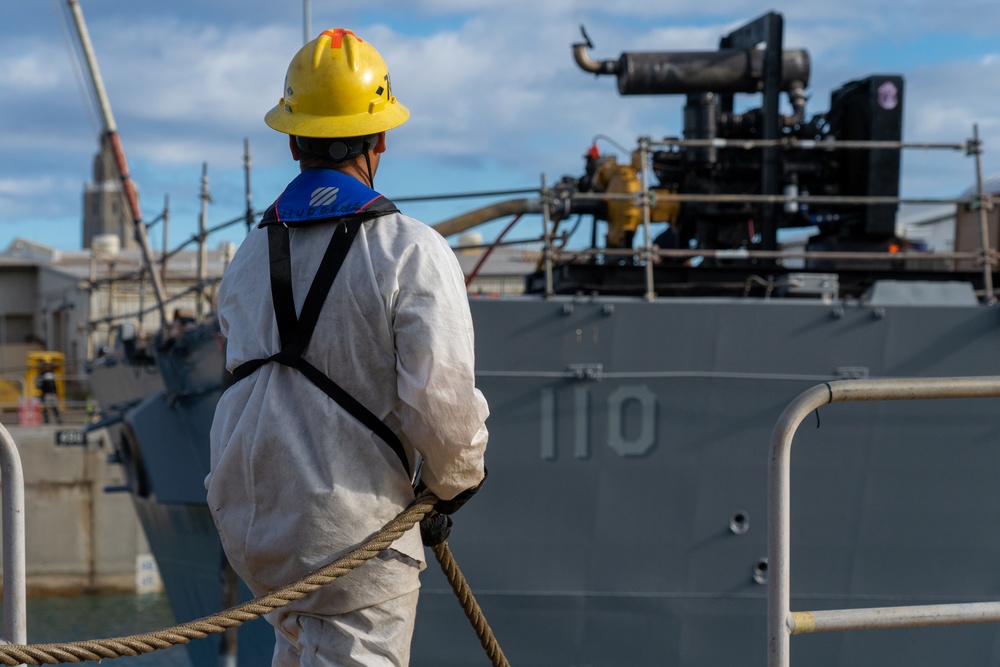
[435,468,488,516]
[420,512,452,546]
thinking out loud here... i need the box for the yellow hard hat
[265,28,409,138]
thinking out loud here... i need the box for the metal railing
[0,423,26,646]
[528,125,997,302]
[767,376,1000,666]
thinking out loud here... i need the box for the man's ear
[373,132,387,155]
[289,135,301,161]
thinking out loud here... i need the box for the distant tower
[82,135,137,250]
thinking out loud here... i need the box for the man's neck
[299,159,373,188]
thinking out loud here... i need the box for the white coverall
[206,206,489,666]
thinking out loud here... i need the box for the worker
[37,364,61,425]
[205,28,489,666]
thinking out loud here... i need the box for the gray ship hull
[104,285,1000,666]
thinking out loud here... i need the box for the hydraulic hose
[432,199,543,238]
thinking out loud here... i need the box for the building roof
[960,172,1000,198]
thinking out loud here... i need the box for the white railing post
[0,423,26,645]
[768,376,1000,667]
[767,384,830,667]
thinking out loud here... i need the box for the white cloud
[89,20,293,128]
[0,175,81,221]
[0,177,57,197]
[0,53,65,92]
[2,1,999,248]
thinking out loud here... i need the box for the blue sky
[1,1,998,253]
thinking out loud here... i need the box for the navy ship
[88,11,1000,667]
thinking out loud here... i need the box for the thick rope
[0,493,501,665]
[432,542,510,667]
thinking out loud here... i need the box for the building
[897,173,1000,263]
[0,237,234,414]
[82,137,136,252]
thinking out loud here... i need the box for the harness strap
[278,219,361,363]
[267,222,297,348]
[232,220,411,478]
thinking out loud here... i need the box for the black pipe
[575,45,809,96]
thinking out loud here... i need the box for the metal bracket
[568,363,604,381]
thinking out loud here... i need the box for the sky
[1,0,998,254]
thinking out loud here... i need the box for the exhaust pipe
[573,26,810,96]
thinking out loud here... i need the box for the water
[25,592,193,667]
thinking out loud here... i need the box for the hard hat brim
[264,101,410,138]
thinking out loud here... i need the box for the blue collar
[263,169,393,227]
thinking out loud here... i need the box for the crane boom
[66,0,169,328]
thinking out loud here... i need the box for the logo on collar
[309,186,340,207]
[274,170,383,226]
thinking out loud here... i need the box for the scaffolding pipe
[638,136,655,300]
[198,162,210,319]
[971,124,996,304]
[651,137,968,151]
[541,175,554,297]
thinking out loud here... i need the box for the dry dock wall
[0,424,158,595]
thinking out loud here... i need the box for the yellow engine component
[593,152,680,248]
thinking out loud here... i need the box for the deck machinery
[548,12,934,298]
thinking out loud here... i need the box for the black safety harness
[231,196,411,478]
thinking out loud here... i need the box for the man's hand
[435,468,488,515]
[420,512,452,546]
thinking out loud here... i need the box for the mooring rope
[432,542,510,667]
[0,493,508,666]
